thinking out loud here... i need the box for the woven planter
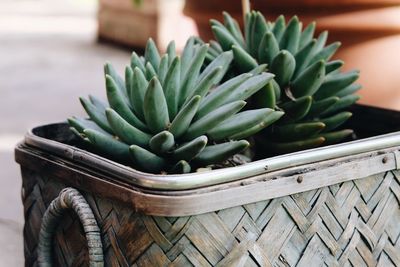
[16,105,400,266]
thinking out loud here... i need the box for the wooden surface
[97,0,196,51]
[21,167,400,266]
[98,5,157,50]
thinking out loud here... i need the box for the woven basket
[16,105,400,266]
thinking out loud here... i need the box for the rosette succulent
[203,11,361,154]
[68,38,284,174]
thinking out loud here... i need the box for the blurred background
[1,0,400,265]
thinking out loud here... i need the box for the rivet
[297,176,303,183]
[382,156,388,164]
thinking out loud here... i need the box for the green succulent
[203,11,361,154]
[68,38,284,174]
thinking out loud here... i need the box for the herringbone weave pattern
[22,168,400,267]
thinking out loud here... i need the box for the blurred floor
[0,0,130,265]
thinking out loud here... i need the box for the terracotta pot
[184,0,400,110]
[184,0,400,41]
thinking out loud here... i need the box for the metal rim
[24,122,400,190]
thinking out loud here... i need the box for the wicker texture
[38,188,104,267]
[22,168,400,267]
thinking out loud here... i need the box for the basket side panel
[22,168,400,266]
[21,168,92,267]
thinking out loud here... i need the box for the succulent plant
[68,38,284,174]
[203,11,361,154]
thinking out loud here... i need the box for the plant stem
[242,0,250,21]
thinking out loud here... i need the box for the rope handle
[37,187,104,267]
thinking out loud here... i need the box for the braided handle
[37,188,104,267]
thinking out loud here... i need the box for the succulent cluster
[204,11,361,154]
[68,38,283,174]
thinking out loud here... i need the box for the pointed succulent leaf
[169,160,191,174]
[84,129,130,163]
[228,111,284,140]
[144,38,161,69]
[207,108,276,141]
[145,62,157,80]
[223,11,245,47]
[125,66,134,102]
[273,122,326,141]
[321,95,360,117]
[79,97,113,134]
[260,137,325,154]
[149,131,175,154]
[169,95,201,139]
[197,73,252,119]
[179,44,208,106]
[317,129,353,145]
[311,42,341,63]
[294,39,317,77]
[258,31,280,65]
[250,12,269,56]
[198,51,233,82]
[291,60,326,97]
[336,84,362,98]
[224,72,275,104]
[158,54,169,85]
[68,117,110,135]
[166,41,176,66]
[130,67,148,121]
[244,12,255,50]
[272,15,286,43]
[184,100,246,140]
[193,140,250,166]
[248,64,268,75]
[105,108,151,147]
[299,21,316,50]
[131,52,146,73]
[187,67,222,102]
[320,111,352,132]
[232,45,258,73]
[89,95,108,111]
[280,16,301,54]
[315,31,328,52]
[325,60,344,74]
[143,77,170,134]
[105,75,147,132]
[180,36,195,77]
[212,25,241,51]
[104,62,127,96]
[314,70,360,100]
[129,145,167,173]
[253,82,276,108]
[309,96,340,116]
[280,96,313,123]
[171,135,208,161]
[163,56,181,119]
[270,50,296,88]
